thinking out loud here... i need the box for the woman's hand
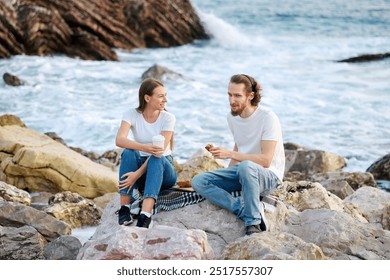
[145,145,164,158]
[118,171,140,193]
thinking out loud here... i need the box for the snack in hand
[177,181,192,188]
[205,143,214,151]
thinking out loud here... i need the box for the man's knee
[237,160,258,176]
[191,173,206,192]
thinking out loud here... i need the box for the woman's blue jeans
[191,160,281,226]
[118,149,177,203]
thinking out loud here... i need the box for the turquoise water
[0,0,389,173]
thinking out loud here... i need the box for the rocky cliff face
[0,0,209,60]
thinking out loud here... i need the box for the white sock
[140,211,152,218]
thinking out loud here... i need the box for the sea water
[1,0,389,174]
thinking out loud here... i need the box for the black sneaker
[136,213,152,228]
[245,224,261,235]
[117,205,133,226]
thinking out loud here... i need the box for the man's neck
[240,105,258,118]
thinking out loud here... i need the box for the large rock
[0,0,209,60]
[176,148,226,183]
[44,235,82,260]
[285,148,346,176]
[222,232,328,260]
[310,171,377,190]
[344,186,390,230]
[45,191,102,228]
[0,117,117,198]
[0,181,31,205]
[0,225,47,260]
[285,209,390,259]
[0,1,24,58]
[0,201,71,241]
[366,153,390,180]
[273,181,367,223]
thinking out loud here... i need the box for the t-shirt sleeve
[262,112,280,141]
[121,109,134,125]
[162,113,176,131]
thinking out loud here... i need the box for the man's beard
[230,105,244,116]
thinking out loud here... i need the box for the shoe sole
[259,202,268,231]
[122,219,134,226]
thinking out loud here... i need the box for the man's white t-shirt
[122,108,175,157]
[227,106,285,182]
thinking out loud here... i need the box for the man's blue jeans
[118,149,177,202]
[191,160,281,226]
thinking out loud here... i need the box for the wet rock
[366,153,390,181]
[337,53,390,63]
[3,72,24,86]
[0,0,209,61]
[141,64,184,81]
[0,1,24,58]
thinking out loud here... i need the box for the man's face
[228,82,252,116]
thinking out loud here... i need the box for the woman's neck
[142,108,160,123]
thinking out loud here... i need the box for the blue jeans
[191,160,281,226]
[118,149,177,202]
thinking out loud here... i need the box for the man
[192,74,285,235]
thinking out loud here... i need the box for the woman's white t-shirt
[122,108,175,156]
[227,106,285,182]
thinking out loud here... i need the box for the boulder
[0,114,26,127]
[3,72,24,86]
[285,149,346,176]
[344,186,390,230]
[0,201,71,241]
[273,181,367,223]
[0,225,47,260]
[0,0,209,60]
[310,171,377,190]
[222,232,328,260]
[284,209,390,259]
[0,119,117,198]
[0,181,31,205]
[366,153,390,180]
[43,235,82,260]
[45,191,102,228]
[141,64,184,81]
[176,148,226,183]
[337,53,390,63]
[0,1,24,58]
[77,224,213,260]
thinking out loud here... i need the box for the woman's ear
[144,94,150,103]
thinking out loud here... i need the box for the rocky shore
[0,0,209,60]
[1,114,389,260]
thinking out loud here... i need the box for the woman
[115,78,177,228]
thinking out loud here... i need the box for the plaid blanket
[129,188,281,215]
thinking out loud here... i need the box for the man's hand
[209,146,232,159]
